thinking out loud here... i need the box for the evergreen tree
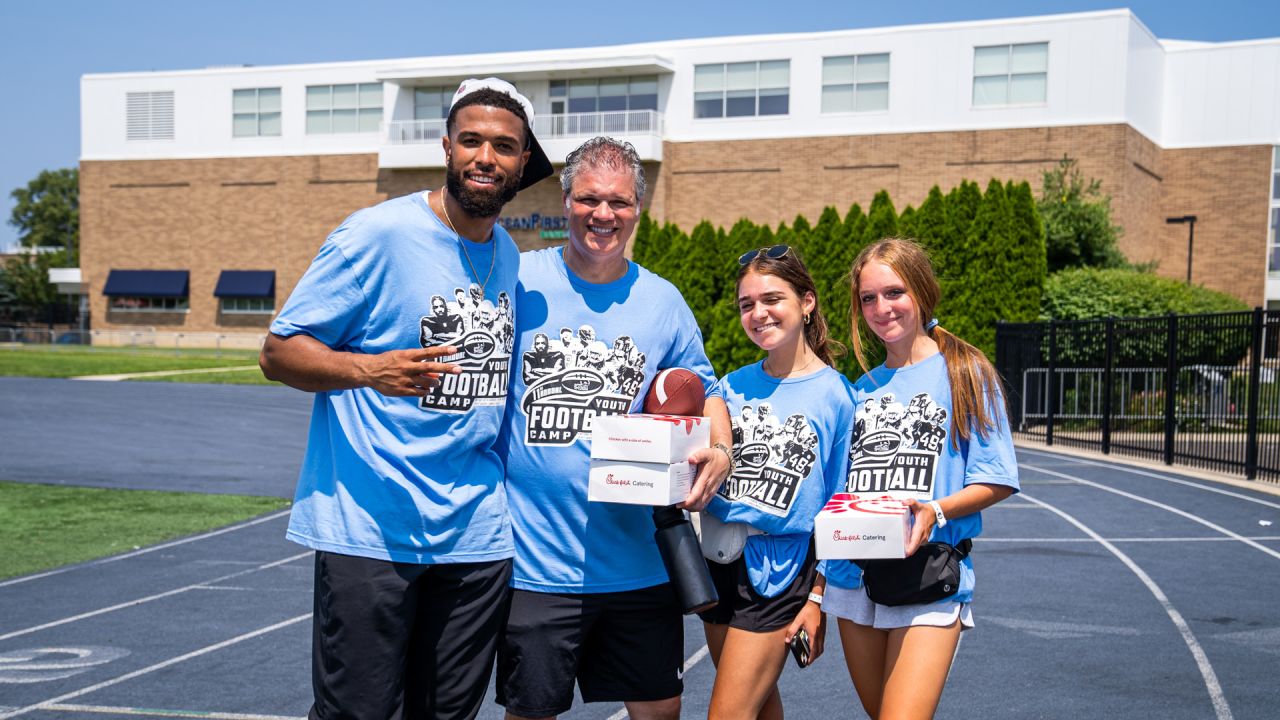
[1006,180,1048,325]
[913,187,951,279]
[864,190,898,244]
[652,223,689,293]
[897,205,917,238]
[632,211,656,269]
[1037,157,1125,271]
[674,221,721,339]
[636,179,1047,377]
[947,181,982,240]
[952,179,1014,357]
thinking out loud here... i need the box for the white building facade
[79,9,1280,333]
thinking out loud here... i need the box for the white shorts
[824,584,974,631]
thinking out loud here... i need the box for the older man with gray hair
[496,137,733,720]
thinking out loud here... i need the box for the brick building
[79,10,1280,336]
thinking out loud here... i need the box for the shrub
[1042,267,1248,320]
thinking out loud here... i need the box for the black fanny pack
[854,538,972,607]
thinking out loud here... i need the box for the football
[644,368,706,416]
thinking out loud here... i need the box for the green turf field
[0,480,290,580]
[0,347,265,380]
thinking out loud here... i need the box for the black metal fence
[995,309,1280,482]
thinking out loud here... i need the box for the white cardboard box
[588,459,696,506]
[590,414,710,464]
[814,493,913,560]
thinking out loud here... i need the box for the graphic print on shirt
[418,283,513,413]
[721,405,818,517]
[519,325,647,446]
[845,391,946,498]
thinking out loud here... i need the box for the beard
[445,157,521,218]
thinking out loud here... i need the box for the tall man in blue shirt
[260,77,552,720]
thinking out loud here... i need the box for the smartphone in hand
[789,628,811,669]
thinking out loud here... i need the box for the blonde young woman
[823,238,1020,719]
[700,245,855,719]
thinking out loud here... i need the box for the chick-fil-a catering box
[588,459,696,506]
[814,493,913,559]
[588,414,708,505]
[590,414,709,463]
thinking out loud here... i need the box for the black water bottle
[652,505,718,615]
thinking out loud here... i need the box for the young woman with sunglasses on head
[823,238,1019,720]
[698,244,856,720]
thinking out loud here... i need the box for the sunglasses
[738,245,792,266]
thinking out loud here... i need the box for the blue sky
[2,0,1277,252]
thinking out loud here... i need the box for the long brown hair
[848,238,1003,446]
[738,247,845,367]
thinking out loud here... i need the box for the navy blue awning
[102,270,189,297]
[213,270,275,298]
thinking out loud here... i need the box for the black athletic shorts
[697,538,817,632]
[496,583,684,717]
[308,551,512,720]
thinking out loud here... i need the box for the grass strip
[0,348,261,379]
[0,480,290,580]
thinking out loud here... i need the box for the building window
[109,296,189,312]
[694,61,789,118]
[548,76,659,115]
[821,53,890,113]
[306,83,382,134]
[220,297,274,314]
[414,86,451,120]
[1269,147,1280,276]
[126,91,174,141]
[973,42,1048,107]
[233,88,281,137]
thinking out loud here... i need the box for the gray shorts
[824,583,974,630]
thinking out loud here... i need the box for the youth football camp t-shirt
[271,192,517,564]
[498,247,718,593]
[709,362,855,596]
[823,352,1019,601]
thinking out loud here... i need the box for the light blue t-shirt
[822,352,1020,603]
[498,247,719,593]
[271,191,517,564]
[709,362,856,597]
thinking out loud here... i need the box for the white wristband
[807,591,824,606]
[928,500,947,528]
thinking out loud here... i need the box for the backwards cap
[451,77,554,191]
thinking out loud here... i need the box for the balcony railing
[385,110,664,146]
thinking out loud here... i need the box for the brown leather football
[644,368,706,416]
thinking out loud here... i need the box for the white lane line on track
[0,552,310,642]
[44,703,303,719]
[1020,492,1233,720]
[1017,448,1280,510]
[605,645,711,720]
[982,536,1280,543]
[0,614,310,720]
[1022,463,1280,561]
[0,510,293,589]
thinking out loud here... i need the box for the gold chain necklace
[438,188,495,297]
[765,352,820,379]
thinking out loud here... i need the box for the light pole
[1166,215,1198,285]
